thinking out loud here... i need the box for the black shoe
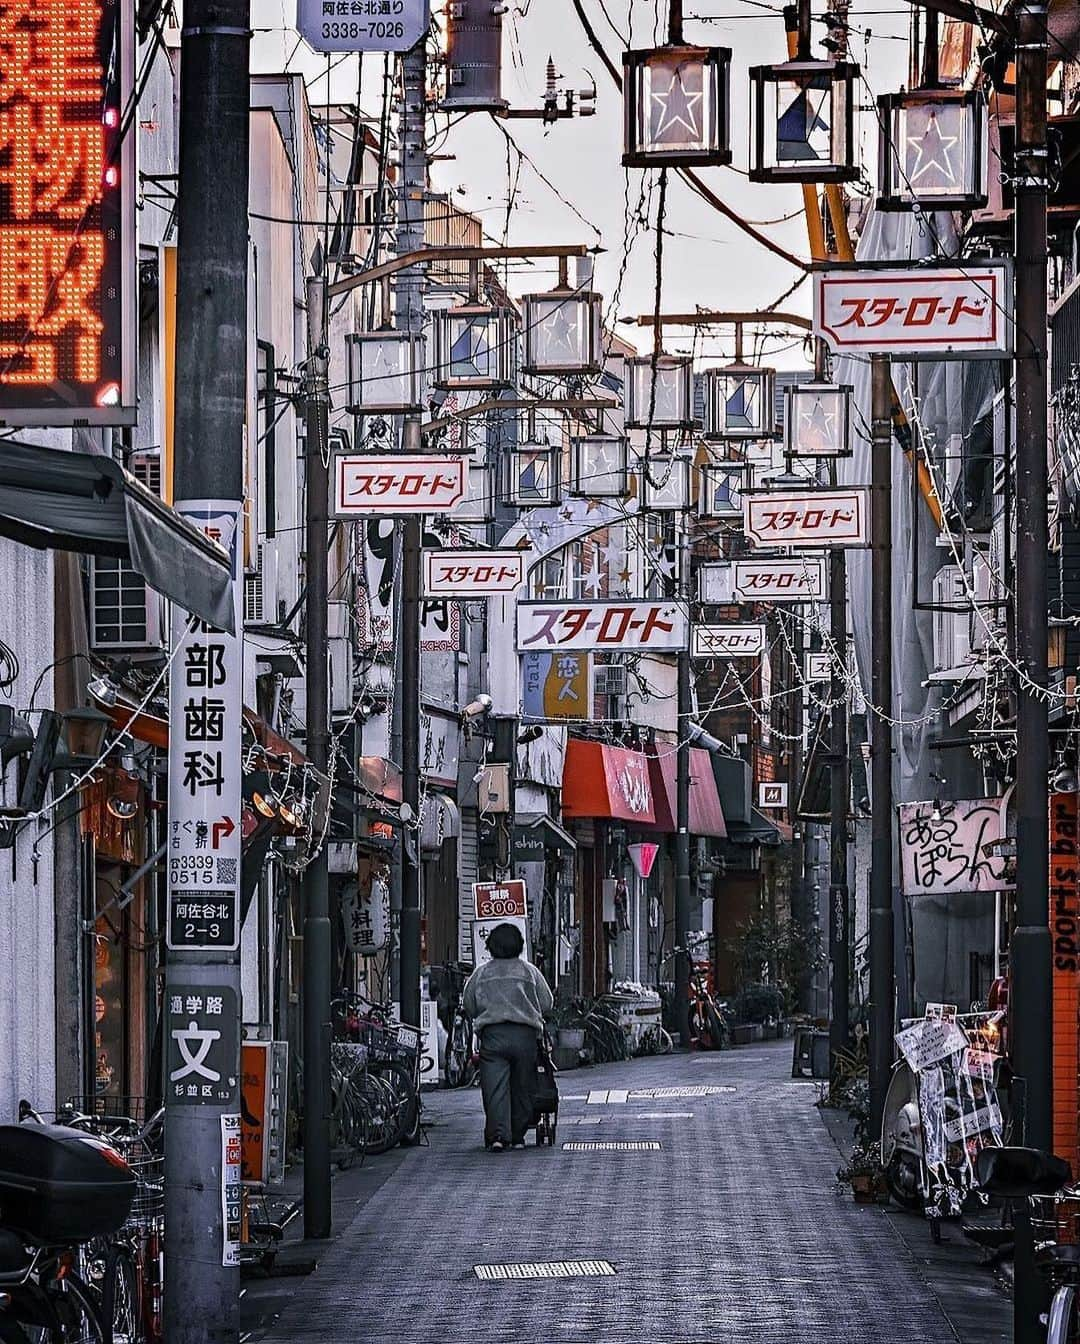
[488,1139,507,1152]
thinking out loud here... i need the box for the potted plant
[836,1142,888,1204]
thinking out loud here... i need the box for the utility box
[442,0,508,112]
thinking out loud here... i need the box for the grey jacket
[461,957,554,1033]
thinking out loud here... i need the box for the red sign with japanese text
[743,489,870,549]
[423,548,526,597]
[333,455,466,514]
[473,880,527,920]
[0,0,136,425]
[1050,792,1080,1174]
[814,263,1013,359]
[516,600,686,653]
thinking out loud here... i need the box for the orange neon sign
[0,0,133,424]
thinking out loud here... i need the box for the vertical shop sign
[220,1114,242,1267]
[240,1041,272,1184]
[1050,791,1080,1173]
[0,0,137,425]
[167,502,242,950]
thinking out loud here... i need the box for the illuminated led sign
[0,0,135,425]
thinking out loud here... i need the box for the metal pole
[165,3,249,1339]
[396,37,427,1031]
[829,460,850,1069]
[1011,4,1051,1338]
[868,353,894,1136]
[302,274,332,1239]
[674,640,693,1046]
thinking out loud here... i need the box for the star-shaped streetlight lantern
[877,90,987,211]
[638,452,692,511]
[571,434,630,499]
[625,354,693,430]
[434,304,517,389]
[703,362,777,440]
[698,460,749,518]
[623,43,731,168]
[523,285,603,376]
[749,58,858,184]
[783,382,853,458]
[346,331,426,414]
[505,441,561,508]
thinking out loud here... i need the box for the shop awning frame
[516,811,578,852]
[0,442,234,632]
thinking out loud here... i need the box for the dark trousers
[478,1022,537,1145]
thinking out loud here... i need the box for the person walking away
[461,922,553,1151]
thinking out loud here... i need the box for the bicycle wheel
[1048,1285,1079,1344]
[359,1074,402,1155]
[373,1061,420,1146]
[704,1001,727,1050]
[101,1247,142,1344]
[445,1016,469,1088]
[21,1270,107,1344]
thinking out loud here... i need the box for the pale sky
[254,0,911,366]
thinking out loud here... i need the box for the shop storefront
[561,739,655,996]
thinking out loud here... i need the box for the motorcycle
[881,1057,930,1211]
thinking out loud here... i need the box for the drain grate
[561,1140,662,1151]
[629,1085,735,1099]
[474,1260,616,1281]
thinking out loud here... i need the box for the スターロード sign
[516,601,686,653]
[334,455,466,515]
[743,489,870,548]
[814,262,1012,359]
[423,549,526,597]
[731,556,827,602]
[691,624,766,658]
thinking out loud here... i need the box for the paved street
[243,1041,1009,1344]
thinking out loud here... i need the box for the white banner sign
[334,455,466,515]
[698,563,733,604]
[423,549,526,597]
[814,262,1013,358]
[805,651,833,683]
[758,782,789,809]
[691,624,766,658]
[167,501,242,953]
[898,796,1013,896]
[516,601,686,653]
[296,0,429,52]
[360,519,461,653]
[743,489,869,549]
[471,915,531,968]
[732,556,827,602]
[895,1017,969,1073]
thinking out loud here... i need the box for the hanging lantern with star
[783,381,853,458]
[522,286,603,376]
[698,460,749,517]
[877,89,988,211]
[570,434,630,499]
[625,354,693,429]
[639,453,692,511]
[748,57,858,184]
[346,330,425,414]
[433,304,517,389]
[703,363,776,440]
[623,43,731,168]
[505,441,561,508]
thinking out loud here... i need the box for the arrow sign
[212,816,236,849]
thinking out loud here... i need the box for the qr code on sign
[217,859,238,884]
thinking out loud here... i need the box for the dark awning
[725,808,786,846]
[515,812,577,852]
[0,442,233,632]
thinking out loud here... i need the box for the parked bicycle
[1,1114,140,1343]
[429,962,478,1089]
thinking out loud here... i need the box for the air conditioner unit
[968,545,994,653]
[244,544,264,624]
[128,448,163,497]
[90,555,166,652]
[593,663,627,698]
[931,564,972,676]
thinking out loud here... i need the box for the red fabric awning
[562,739,655,824]
[644,746,728,838]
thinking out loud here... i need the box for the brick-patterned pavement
[243,1040,1009,1344]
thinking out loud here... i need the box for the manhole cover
[474,1260,616,1281]
[629,1085,735,1099]
[561,1140,662,1151]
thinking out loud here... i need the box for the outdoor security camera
[462,694,493,720]
[687,722,725,756]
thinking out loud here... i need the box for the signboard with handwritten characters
[0,0,136,425]
[898,796,1012,896]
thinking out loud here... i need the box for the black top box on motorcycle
[0,1123,136,1242]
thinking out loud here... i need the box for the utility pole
[396,37,428,1032]
[828,458,850,1067]
[1011,3,1051,1338]
[302,273,332,1239]
[165,3,249,1341]
[674,627,693,1046]
[868,352,894,1136]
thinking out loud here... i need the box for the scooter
[881,1058,930,1211]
